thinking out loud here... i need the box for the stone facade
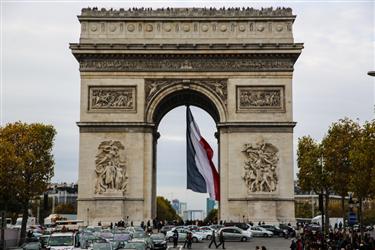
[71,7,303,225]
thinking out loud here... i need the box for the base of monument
[77,197,146,226]
[220,198,295,225]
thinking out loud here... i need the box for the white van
[47,232,77,250]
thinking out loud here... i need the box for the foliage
[156,196,181,222]
[297,136,331,194]
[54,203,76,214]
[322,118,360,218]
[295,202,315,219]
[0,122,56,244]
[204,209,218,224]
[348,120,375,229]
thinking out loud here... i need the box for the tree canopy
[156,196,182,222]
[0,122,56,244]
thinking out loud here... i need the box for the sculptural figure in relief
[95,140,128,194]
[242,140,279,193]
[91,88,134,110]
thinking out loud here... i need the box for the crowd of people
[290,223,375,250]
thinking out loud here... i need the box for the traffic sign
[348,212,357,225]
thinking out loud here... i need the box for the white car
[249,226,274,237]
[47,232,77,250]
[166,228,204,242]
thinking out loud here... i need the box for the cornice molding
[73,53,299,72]
[79,7,295,20]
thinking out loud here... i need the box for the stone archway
[71,7,303,225]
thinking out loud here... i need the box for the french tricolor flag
[186,106,220,201]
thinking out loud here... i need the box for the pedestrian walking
[216,230,225,249]
[173,229,179,248]
[183,231,193,249]
[208,230,217,248]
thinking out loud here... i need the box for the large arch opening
[151,89,221,222]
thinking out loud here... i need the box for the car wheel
[279,232,284,237]
[241,237,247,242]
[263,233,268,237]
[206,235,211,240]
[168,237,174,242]
[192,237,198,243]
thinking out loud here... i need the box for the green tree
[349,120,375,235]
[0,122,56,244]
[156,196,181,222]
[204,209,218,224]
[322,118,360,221]
[54,203,76,214]
[297,136,333,234]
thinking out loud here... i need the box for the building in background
[179,202,187,217]
[172,199,181,215]
[206,198,217,215]
[183,210,205,221]
[46,183,78,211]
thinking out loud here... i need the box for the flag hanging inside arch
[186,106,220,201]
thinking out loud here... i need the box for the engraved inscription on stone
[237,86,284,112]
[89,86,136,112]
[242,140,279,193]
[95,140,128,195]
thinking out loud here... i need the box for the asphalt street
[166,237,291,250]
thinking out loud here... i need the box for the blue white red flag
[186,106,220,201]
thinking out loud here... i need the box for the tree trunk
[341,195,345,226]
[1,210,5,250]
[19,202,29,246]
[324,192,330,236]
[359,197,363,238]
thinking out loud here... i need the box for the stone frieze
[242,140,279,193]
[80,55,294,72]
[237,86,284,112]
[89,86,136,112]
[80,7,294,18]
[95,140,128,195]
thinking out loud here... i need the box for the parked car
[92,241,113,250]
[217,227,252,242]
[249,226,273,237]
[279,224,296,237]
[191,228,212,240]
[150,233,167,250]
[224,222,250,231]
[259,225,286,236]
[160,225,174,235]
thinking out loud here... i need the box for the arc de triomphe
[70,7,303,225]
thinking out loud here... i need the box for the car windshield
[93,242,112,250]
[48,235,73,246]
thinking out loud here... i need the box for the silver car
[217,227,252,242]
[249,226,274,237]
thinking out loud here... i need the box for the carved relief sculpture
[237,86,284,112]
[95,140,128,195]
[89,86,136,112]
[242,140,279,193]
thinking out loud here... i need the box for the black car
[150,234,167,250]
[260,225,286,237]
[279,224,296,237]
